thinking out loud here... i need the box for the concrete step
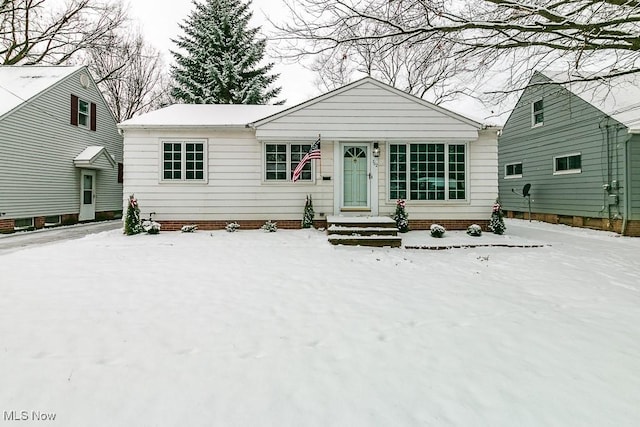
[327,225,398,236]
[328,235,402,248]
[326,215,397,229]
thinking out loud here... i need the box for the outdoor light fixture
[372,142,380,157]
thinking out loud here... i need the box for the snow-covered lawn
[1,219,639,426]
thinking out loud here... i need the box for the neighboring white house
[118,77,498,230]
[0,66,123,233]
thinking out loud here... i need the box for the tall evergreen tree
[170,0,281,104]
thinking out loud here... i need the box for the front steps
[326,216,401,248]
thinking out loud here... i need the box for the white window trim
[553,152,582,175]
[504,162,523,179]
[159,139,208,183]
[262,142,317,183]
[14,217,34,230]
[531,99,544,128]
[78,98,90,129]
[386,142,469,203]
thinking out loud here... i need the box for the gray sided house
[499,71,640,236]
[0,66,123,233]
[119,77,499,231]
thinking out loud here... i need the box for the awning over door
[73,146,116,170]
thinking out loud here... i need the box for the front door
[79,170,96,221]
[343,145,369,208]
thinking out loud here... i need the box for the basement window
[44,215,61,226]
[14,217,34,230]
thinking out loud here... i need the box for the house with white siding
[118,77,499,231]
[0,66,123,233]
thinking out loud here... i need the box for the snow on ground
[1,219,639,426]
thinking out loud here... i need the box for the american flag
[292,135,321,182]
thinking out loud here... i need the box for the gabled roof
[540,71,640,132]
[73,146,116,170]
[118,77,487,131]
[118,104,289,129]
[251,77,483,129]
[0,66,82,118]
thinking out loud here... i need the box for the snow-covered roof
[118,104,289,129]
[542,71,640,132]
[73,146,116,170]
[0,66,82,118]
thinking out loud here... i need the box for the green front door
[343,146,368,207]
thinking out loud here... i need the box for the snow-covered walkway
[1,219,639,426]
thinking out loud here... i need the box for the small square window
[505,162,523,178]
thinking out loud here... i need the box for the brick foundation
[408,219,490,231]
[156,219,328,231]
[96,210,122,221]
[0,210,120,234]
[506,210,639,236]
[155,218,489,232]
[0,218,14,234]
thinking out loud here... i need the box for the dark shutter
[90,102,97,131]
[70,95,78,126]
[118,163,124,183]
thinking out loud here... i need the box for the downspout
[622,132,632,235]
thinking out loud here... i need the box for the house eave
[117,124,252,131]
[73,146,116,170]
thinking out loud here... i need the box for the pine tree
[124,194,142,235]
[488,199,506,235]
[170,0,282,104]
[393,199,409,233]
[302,195,315,228]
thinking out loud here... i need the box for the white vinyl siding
[122,78,497,223]
[123,129,334,221]
[255,81,479,142]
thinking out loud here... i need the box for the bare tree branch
[1,0,126,65]
[85,29,171,122]
[273,0,640,98]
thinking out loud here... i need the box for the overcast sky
[127,0,318,105]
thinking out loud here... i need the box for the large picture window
[265,143,312,181]
[162,140,206,181]
[389,143,466,201]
